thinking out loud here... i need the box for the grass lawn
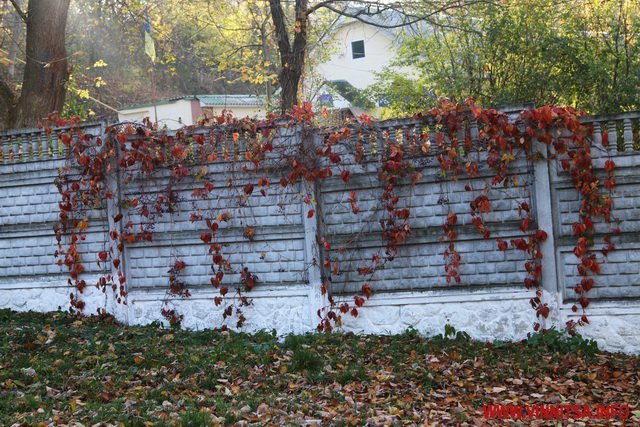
[0,309,638,426]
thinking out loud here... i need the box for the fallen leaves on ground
[0,309,638,426]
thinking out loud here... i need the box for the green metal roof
[197,95,264,107]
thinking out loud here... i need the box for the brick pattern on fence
[551,115,640,302]
[112,128,310,294]
[0,124,106,294]
[317,123,535,295]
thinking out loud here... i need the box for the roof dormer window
[351,40,365,59]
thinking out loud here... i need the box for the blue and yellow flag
[144,11,156,63]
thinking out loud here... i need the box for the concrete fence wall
[1,114,640,353]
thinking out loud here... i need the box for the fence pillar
[104,130,130,323]
[301,131,326,329]
[533,140,562,325]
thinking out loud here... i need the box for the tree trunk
[268,0,308,114]
[0,78,17,128]
[279,65,302,113]
[13,0,70,128]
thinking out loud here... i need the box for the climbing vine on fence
[47,99,617,332]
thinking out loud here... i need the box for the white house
[316,19,402,90]
[312,10,419,112]
[117,95,266,130]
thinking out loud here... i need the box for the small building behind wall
[198,95,266,120]
[117,95,266,130]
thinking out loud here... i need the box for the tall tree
[0,0,70,127]
[12,0,71,127]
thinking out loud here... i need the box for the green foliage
[64,0,272,115]
[335,365,367,385]
[62,60,111,120]
[438,322,471,341]
[289,348,324,374]
[377,0,640,115]
[444,323,457,339]
[180,409,215,427]
[326,80,376,110]
[525,328,599,358]
[282,333,314,350]
[61,0,337,115]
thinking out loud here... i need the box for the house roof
[333,7,429,40]
[119,95,264,111]
[197,95,263,107]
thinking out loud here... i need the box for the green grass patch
[0,309,638,425]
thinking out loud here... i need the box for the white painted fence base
[2,283,639,354]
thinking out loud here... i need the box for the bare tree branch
[9,0,27,23]
[307,0,498,28]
